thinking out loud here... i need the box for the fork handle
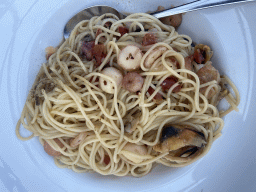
[152,0,255,18]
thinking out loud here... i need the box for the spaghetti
[16,13,240,177]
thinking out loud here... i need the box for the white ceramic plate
[0,0,256,191]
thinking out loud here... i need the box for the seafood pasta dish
[16,7,240,177]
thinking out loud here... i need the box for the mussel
[153,125,206,157]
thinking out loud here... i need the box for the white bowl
[0,0,256,191]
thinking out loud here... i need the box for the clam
[34,78,56,106]
[194,44,213,64]
[123,110,141,134]
[124,117,140,134]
